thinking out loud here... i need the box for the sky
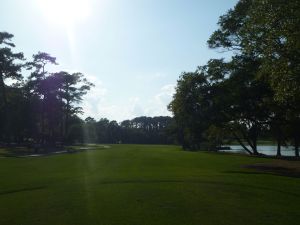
[1,0,238,122]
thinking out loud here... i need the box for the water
[221,145,297,156]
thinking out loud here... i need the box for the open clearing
[0,144,299,225]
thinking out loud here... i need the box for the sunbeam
[37,0,91,28]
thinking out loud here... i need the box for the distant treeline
[73,116,175,144]
[0,32,175,146]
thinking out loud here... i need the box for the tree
[0,32,24,142]
[208,0,300,156]
[223,56,273,155]
[26,52,58,144]
[169,55,275,154]
[53,71,94,142]
[241,0,300,103]
[24,53,94,146]
[208,0,300,101]
[168,69,215,149]
[0,32,97,147]
[83,117,97,143]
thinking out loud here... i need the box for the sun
[37,0,91,27]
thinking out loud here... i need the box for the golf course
[0,144,299,225]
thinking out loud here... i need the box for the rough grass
[0,144,299,225]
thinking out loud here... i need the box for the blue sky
[1,0,238,121]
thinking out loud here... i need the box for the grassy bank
[0,144,299,225]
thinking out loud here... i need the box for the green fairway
[0,145,299,225]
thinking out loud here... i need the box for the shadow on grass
[239,161,300,178]
[94,179,300,197]
[225,169,300,178]
[0,186,46,196]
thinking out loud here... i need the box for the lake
[221,145,297,156]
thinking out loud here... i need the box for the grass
[0,144,299,225]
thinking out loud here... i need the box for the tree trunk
[233,132,253,155]
[252,137,258,155]
[41,99,45,145]
[246,131,258,155]
[251,125,259,155]
[295,138,299,157]
[276,138,281,157]
[65,104,69,137]
[0,73,9,142]
[0,73,8,108]
[239,126,259,155]
[64,85,70,144]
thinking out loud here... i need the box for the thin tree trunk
[0,73,9,142]
[41,99,45,145]
[233,132,253,155]
[295,138,299,157]
[252,125,259,155]
[60,119,64,143]
[252,135,258,155]
[64,99,70,144]
[0,73,8,108]
[276,137,281,157]
[245,135,258,155]
[65,105,69,136]
[41,65,46,145]
[64,84,70,143]
[240,127,258,155]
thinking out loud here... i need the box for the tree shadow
[225,166,300,178]
[0,186,46,196]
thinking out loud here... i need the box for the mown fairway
[0,145,299,225]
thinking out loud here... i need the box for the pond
[221,145,297,156]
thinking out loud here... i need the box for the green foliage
[208,0,300,103]
[168,71,212,149]
[0,32,25,141]
[170,0,300,156]
[84,116,175,144]
[0,34,94,146]
[0,32,174,146]
[243,0,300,102]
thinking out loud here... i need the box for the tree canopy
[170,0,300,157]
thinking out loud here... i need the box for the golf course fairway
[0,145,299,225]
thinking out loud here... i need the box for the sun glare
[37,0,90,27]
